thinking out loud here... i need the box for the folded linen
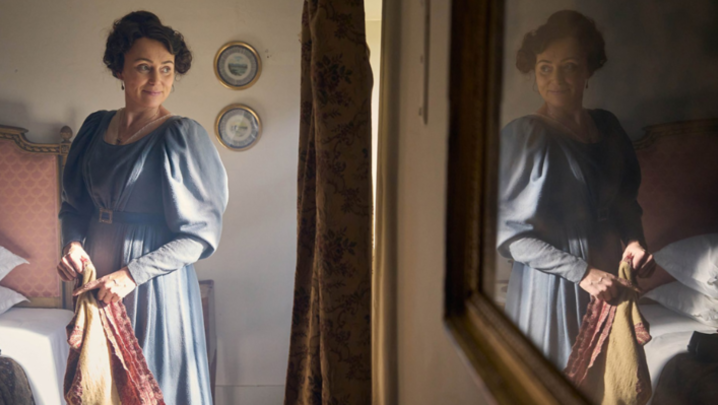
[64,260,164,405]
[565,260,652,405]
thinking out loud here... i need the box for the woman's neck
[538,103,585,127]
[122,105,165,128]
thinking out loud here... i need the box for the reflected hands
[72,267,137,304]
[622,241,655,278]
[579,266,639,303]
[57,241,90,281]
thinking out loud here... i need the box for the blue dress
[60,110,228,404]
[497,109,645,370]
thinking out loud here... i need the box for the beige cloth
[64,261,164,405]
[565,261,652,405]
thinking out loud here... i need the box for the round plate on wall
[214,104,262,151]
[214,42,262,90]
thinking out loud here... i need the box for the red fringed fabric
[64,262,164,405]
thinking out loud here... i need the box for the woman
[56,11,227,404]
[498,10,654,370]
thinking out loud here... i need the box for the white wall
[0,1,302,404]
[389,0,491,403]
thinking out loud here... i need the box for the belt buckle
[99,208,113,224]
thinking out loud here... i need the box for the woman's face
[534,37,590,111]
[117,37,175,110]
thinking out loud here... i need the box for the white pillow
[653,233,718,298]
[645,282,718,328]
[0,246,29,281]
[0,285,29,316]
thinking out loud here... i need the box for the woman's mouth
[144,90,163,96]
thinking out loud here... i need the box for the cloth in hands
[64,259,164,405]
[564,260,652,405]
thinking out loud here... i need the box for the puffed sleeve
[126,119,229,285]
[497,117,589,283]
[604,111,646,247]
[59,111,105,247]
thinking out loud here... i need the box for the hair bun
[119,10,162,25]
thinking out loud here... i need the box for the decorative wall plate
[214,42,262,90]
[214,104,262,151]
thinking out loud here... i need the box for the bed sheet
[0,307,74,405]
[640,303,717,400]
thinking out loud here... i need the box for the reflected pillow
[645,282,718,328]
[0,246,29,281]
[654,233,718,299]
[0,285,28,316]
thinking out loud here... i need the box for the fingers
[58,257,78,281]
[73,279,101,296]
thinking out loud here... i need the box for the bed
[0,124,75,405]
[633,118,718,403]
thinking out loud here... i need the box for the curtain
[284,0,373,404]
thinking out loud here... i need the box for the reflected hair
[516,10,607,75]
[103,11,192,78]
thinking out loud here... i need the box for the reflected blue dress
[60,110,228,404]
[497,109,645,370]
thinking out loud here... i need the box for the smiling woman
[57,10,228,405]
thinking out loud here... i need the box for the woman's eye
[161,67,173,74]
[563,63,577,72]
[539,65,552,74]
[137,65,150,72]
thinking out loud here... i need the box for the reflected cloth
[64,261,164,405]
[0,356,35,405]
[565,261,652,405]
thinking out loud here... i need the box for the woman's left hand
[73,267,137,304]
[622,241,656,278]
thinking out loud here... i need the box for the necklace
[115,108,171,145]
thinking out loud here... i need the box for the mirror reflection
[493,3,718,404]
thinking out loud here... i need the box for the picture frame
[214,104,262,151]
[444,0,588,403]
[214,41,262,90]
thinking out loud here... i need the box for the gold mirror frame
[444,0,588,403]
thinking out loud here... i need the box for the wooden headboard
[634,119,718,252]
[0,125,73,308]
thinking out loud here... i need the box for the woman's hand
[57,241,90,282]
[72,267,137,304]
[623,241,656,278]
[579,266,637,303]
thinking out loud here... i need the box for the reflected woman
[497,10,654,369]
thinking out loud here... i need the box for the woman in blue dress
[498,10,655,370]
[55,11,227,404]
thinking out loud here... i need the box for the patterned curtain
[284,0,373,405]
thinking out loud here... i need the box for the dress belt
[96,208,165,225]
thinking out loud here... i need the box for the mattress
[0,307,74,405]
[639,302,717,400]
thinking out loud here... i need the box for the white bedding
[640,302,717,397]
[0,307,74,405]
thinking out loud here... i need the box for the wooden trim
[633,118,718,150]
[444,0,589,403]
[0,124,74,309]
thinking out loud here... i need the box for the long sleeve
[509,237,589,284]
[59,111,105,247]
[126,119,229,285]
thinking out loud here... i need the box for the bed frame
[633,118,718,251]
[0,125,73,309]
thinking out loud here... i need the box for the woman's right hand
[578,266,635,303]
[57,241,89,282]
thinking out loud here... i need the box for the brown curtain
[284,1,373,404]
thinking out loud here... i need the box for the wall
[388,0,491,403]
[0,1,301,404]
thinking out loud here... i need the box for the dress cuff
[564,258,590,284]
[127,261,151,286]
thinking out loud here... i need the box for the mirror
[447,0,718,404]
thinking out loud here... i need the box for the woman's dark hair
[103,11,192,78]
[516,10,606,75]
